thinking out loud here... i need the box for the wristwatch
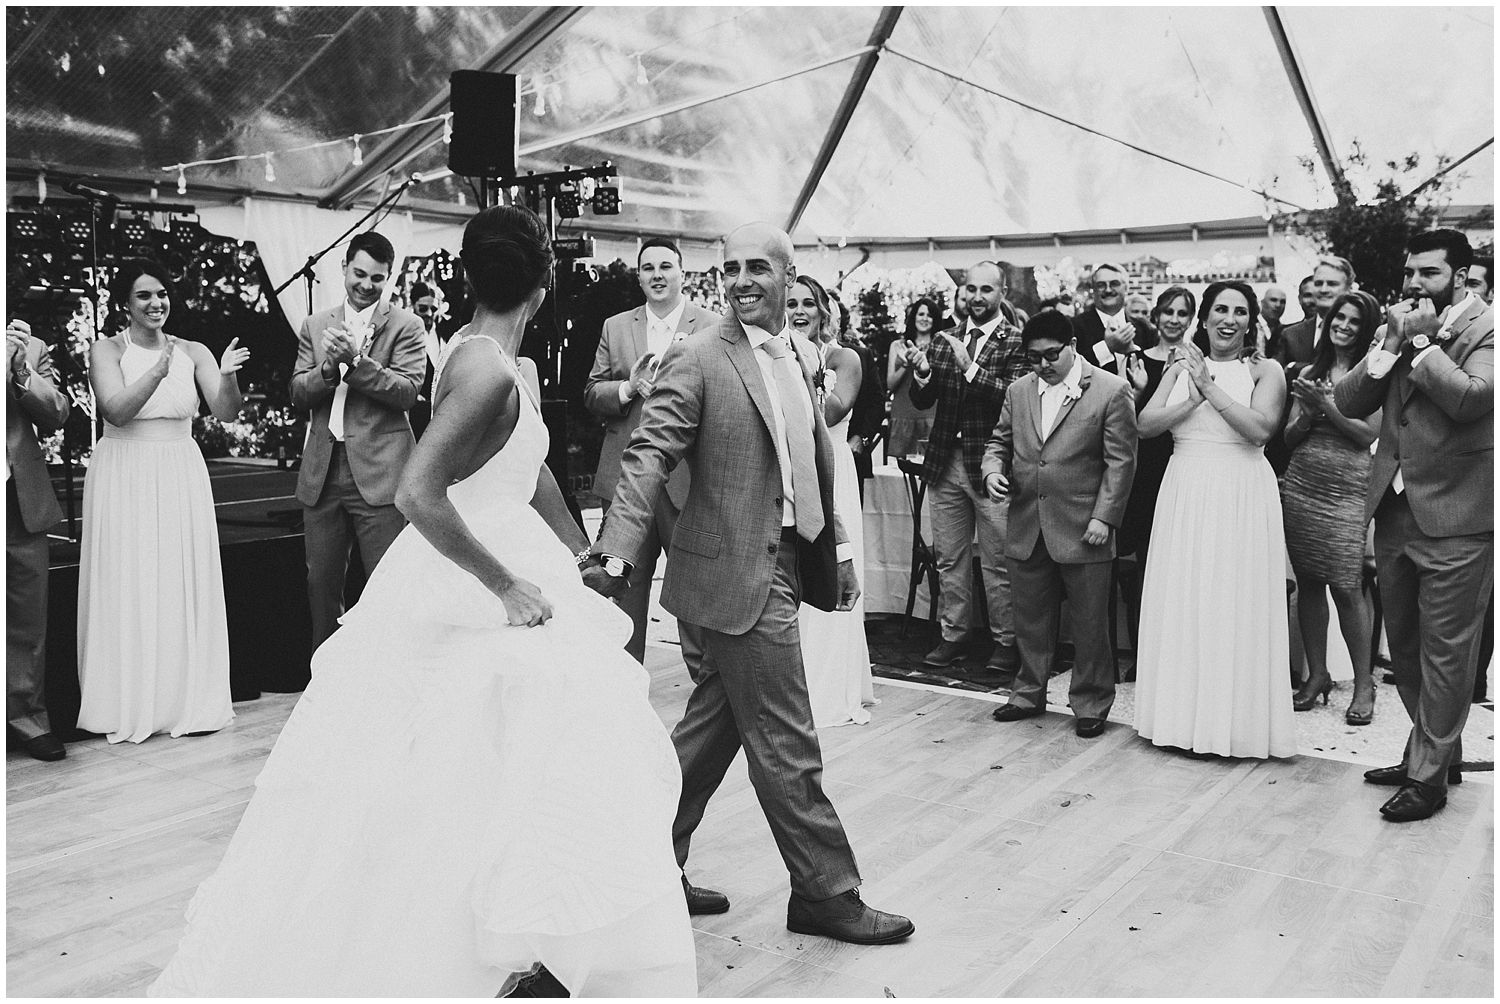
[603,556,628,578]
[1410,333,1432,351]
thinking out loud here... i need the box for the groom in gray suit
[290,231,427,654]
[585,222,913,945]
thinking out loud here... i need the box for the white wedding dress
[150,348,697,997]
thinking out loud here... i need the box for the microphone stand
[68,189,118,541]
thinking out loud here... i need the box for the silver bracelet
[573,547,592,568]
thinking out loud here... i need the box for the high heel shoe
[1344,686,1376,726]
[1293,678,1332,712]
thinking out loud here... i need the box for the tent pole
[784,7,904,235]
[1262,6,1350,199]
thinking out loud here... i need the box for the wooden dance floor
[7,647,1493,997]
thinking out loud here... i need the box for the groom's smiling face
[723,225,795,332]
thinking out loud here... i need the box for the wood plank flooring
[7,649,1493,997]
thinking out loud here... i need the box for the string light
[442,113,452,144]
[350,134,363,167]
[263,153,276,183]
[635,55,649,86]
[533,75,547,116]
[177,165,187,195]
[36,168,46,202]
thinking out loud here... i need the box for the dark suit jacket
[1334,298,1493,537]
[982,359,1138,564]
[6,336,69,532]
[1072,310,1157,376]
[289,300,426,507]
[598,317,848,634]
[909,323,1028,492]
[583,301,719,506]
[1275,317,1318,370]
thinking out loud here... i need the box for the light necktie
[760,335,825,542]
[328,319,372,441]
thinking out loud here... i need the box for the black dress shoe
[1363,763,1463,787]
[958,665,1015,689]
[1380,781,1447,822]
[504,965,569,997]
[1074,717,1106,738]
[21,733,65,762]
[992,703,1042,723]
[923,639,966,668]
[682,876,729,915]
[985,643,1020,673]
[787,889,914,945]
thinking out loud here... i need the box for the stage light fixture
[554,182,582,219]
[62,218,94,248]
[591,184,621,216]
[8,212,41,242]
[117,217,152,247]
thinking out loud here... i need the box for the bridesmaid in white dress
[1134,281,1296,759]
[76,259,249,743]
[150,208,695,997]
[787,276,877,727]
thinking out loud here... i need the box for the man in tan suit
[584,238,718,663]
[982,311,1137,737]
[584,223,913,946]
[6,318,70,761]
[1335,228,1493,822]
[290,231,426,654]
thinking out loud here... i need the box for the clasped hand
[1289,374,1332,411]
[1103,324,1136,355]
[1384,297,1439,350]
[320,325,362,367]
[581,561,629,600]
[7,319,31,373]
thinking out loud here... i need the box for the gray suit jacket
[289,301,426,507]
[1276,316,1318,369]
[584,301,719,505]
[598,315,848,635]
[6,336,69,533]
[982,358,1137,564]
[1334,297,1493,537]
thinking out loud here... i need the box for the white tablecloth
[861,463,933,616]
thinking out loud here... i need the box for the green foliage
[1290,143,1492,303]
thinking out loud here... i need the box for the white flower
[1062,383,1083,402]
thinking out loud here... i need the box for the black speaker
[447,70,518,179]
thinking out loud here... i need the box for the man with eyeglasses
[1072,264,1156,384]
[981,311,1137,737]
[909,261,1027,684]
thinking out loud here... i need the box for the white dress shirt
[619,298,687,406]
[746,323,853,562]
[1038,360,1084,441]
[329,300,378,442]
[1090,308,1134,371]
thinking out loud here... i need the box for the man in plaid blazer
[910,261,1029,683]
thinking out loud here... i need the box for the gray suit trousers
[7,481,52,738]
[669,531,860,901]
[303,443,406,654]
[1374,491,1493,790]
[1007,534,1116,719]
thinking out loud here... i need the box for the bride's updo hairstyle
[460,205,554,312]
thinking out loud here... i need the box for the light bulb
[442,113,453,144]
[351,135,363,167]
[263,154,276,184]
[177,166,187,195]
[533,76,547,116]
[635,55,649,86]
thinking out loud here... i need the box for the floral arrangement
[840,262,957,335]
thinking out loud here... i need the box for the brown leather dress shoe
[923,639,966,668]
[992,703,1041,723]
[21,733,65,762]
[787,889,914,945]
[682,875,729,915]
[1363,763,1462,787]
[1074,717,1106,738]
[1379,781,1447,822]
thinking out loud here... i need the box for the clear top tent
[6,5,1494,246]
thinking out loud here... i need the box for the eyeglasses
[1024,345,1069,365]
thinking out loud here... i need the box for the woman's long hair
[1303,290,1380,382]
[903,296,943,341]
[107,258,175,333]
[1192,281,1260,358]
[792,275,833,343]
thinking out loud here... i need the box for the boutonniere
[1061,383,1083,403]
[813,363,834,397]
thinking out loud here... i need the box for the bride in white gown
[150,206,697,997]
